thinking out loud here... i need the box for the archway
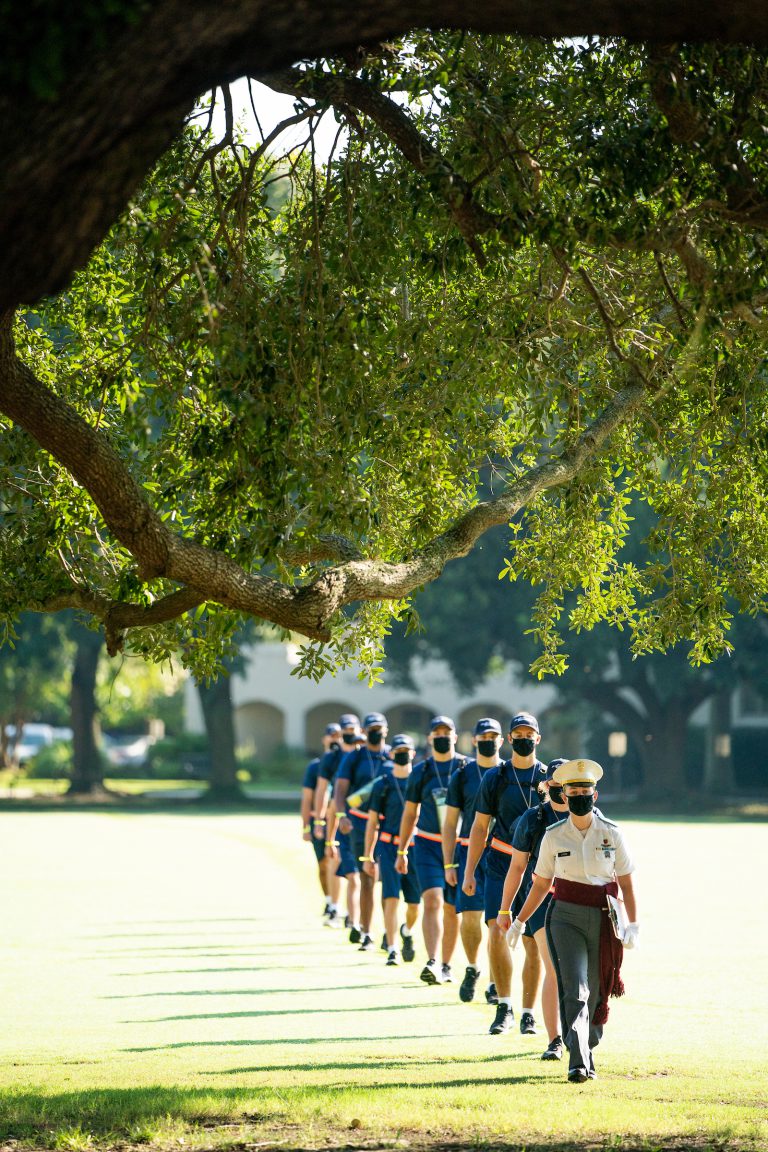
[234,701,286,758]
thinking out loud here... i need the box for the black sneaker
[441,963,453,983]
[420,960,442,985]
[349,926,362,944]
[400,925,416,962]
[386,948,400,966]
[459,966,480,1003]
[344,914,352,929]
[381,933,388,952]
[568,1069,589,1084]
[485,982,498,1004]
[520,1011,537,1035]
[489,1004,514,1034]
[541,1035,563,1061]
[358,933,374,951]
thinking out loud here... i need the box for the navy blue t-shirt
[302,756,321,792]
[446,758,493,836]
[406,755,466,835]
[511,802,564,895]
[475,759,547,873]
[369,772,411,837]
[316,745,346,785]
[337,746,392,814]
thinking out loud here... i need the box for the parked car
[6,722,55,764]
[102,733,151,769]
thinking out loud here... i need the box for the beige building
[185,639,569,758]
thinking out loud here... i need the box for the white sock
[522,1005,534,1014]
[401,924,412,937]
[499,996,513,1007]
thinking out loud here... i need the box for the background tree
[0,614,72,766]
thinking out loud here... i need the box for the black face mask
[547,785,565,805]
[432,735,452,755]
[330,741,341,751]
[393,751,411,766]
[367,730,384,746]
[477,738,497,758]
[567,794,595,816]
[342,732,357,745]
[511,736,536,757]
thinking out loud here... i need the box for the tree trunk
[635,699,691,803]
[197,674,243,802]
[702,688,734,794]
[68,628,104,794]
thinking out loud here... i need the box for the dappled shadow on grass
[123,1034,459,1052]
[104,984,367,999]
[126,1002,427,1023]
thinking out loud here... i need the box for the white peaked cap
[551,758,604,786]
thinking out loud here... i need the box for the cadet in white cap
[508,758,639,1083]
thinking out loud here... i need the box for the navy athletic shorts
[456,844,487,913]
[376,841,421,904]
[514,888,552,937]
[413,834,445,893]
[336,828,358,876]
[311,822,326,863]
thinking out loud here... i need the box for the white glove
[506,918,525,949]
[623,922,640,949]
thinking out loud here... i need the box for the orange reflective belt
[457,836,470,847]
[490,836,515,856]
[378,830,401,845]
[349,808,369,820]
[416,829,442,842]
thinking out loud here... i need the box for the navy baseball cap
[339,713,360,728]
[363,712,387,729]
[390,733,415,750]
[546,758,568,780]
[325,723,342,736]
[508,711,540,733]
[474,717,502,736]
[430,715,456,731]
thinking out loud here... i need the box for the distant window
[736,683,768,719]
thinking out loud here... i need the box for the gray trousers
[546,900,604,1075]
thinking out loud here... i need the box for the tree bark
[197,674,243,802]
[68,628,105,794]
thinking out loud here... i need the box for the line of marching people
[300,708,639,1083]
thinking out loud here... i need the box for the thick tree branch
[3,2,767,312]
[0,310,647,645]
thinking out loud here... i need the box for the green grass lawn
[0,811,764,1151]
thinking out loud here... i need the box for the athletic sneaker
[381,933,388,952]
[441,963,453,983]
[541,1035,563,1061]
[420,959,442,985]
[520,1011,537,1035]
[358,933,375,951]
[568,1069,589,1083]
[459,966,480,1003]
[344,914,352,929]
[485,982,499,1004]
[386,948,400,966]
[400,925,416,963]
[323,908,339,927]
[489,1004,514,1034]
[349,925,362,944]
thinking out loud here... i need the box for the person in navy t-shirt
[397,715,466,986]
[363,734,420,966]
[332,712,392,952]
[463,711,547,1036]
[496,758,571,1060]
[315,714,363,933]
[444,717,503,1005]
[300,723,342,923]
